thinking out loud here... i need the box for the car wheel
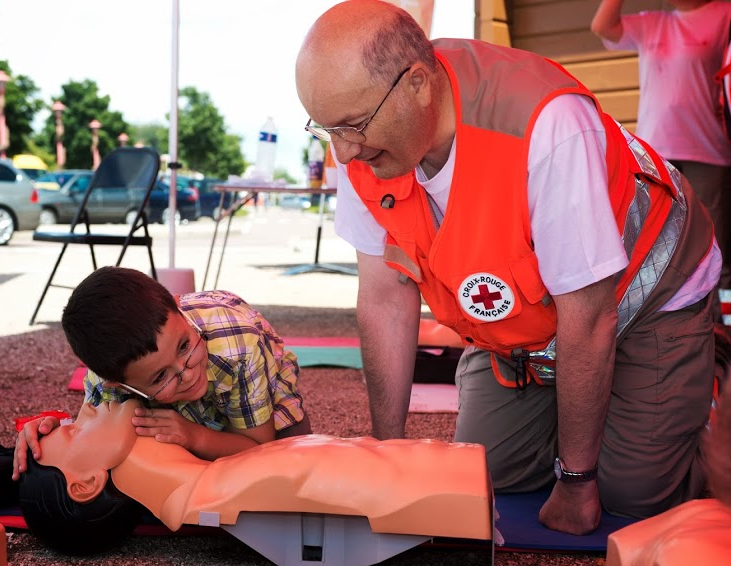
[39,208,58,225]
[0,207,15,245]
[162,208,181,225]
[125,210,139,225]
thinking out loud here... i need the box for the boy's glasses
[119,310,208,402]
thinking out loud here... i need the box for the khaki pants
[454,295,714,519]
[671,160,731,290]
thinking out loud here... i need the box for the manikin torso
[111,434,491,539]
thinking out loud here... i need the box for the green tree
[131,122,168,154]
[0,60,44,157]
[36,80,131,169]
[177,86,246,177]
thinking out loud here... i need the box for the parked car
[147,180,200,224]
[0,158,41,244]
[279,193,311,210]
[36,171,94,226]
[37,170,179,226]
[36,170,141,225]
[34,169,89,193]
[12,154,48,181]
[174,176,233,220]
[195,178,235,219]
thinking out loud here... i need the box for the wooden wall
[474,0,511,46]
[473,0,673,131]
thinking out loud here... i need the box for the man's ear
[408,65,432,108]
[67,469,108,503]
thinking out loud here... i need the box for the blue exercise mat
[289,346,363,369]
[494,487,637,552]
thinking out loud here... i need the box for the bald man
[295,0,719,536]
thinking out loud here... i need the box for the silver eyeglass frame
[304,65,412,144]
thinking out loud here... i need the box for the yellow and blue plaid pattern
[84,290,304,432]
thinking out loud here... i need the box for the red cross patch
[457,272,515,322]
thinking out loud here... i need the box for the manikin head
[19,400,144,555]
[295,0,442,180]
[62,266,210,404]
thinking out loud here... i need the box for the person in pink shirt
[592,0,731,323]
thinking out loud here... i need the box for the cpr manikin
[20,400,491,565]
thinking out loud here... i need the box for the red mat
[68,362,88,392]
[0,508,221,537]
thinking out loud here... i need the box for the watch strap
[555,458,598,483]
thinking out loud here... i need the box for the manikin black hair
[18,448,143,556]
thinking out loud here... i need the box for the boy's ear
[104,380,123,389]
[67,469,108,503]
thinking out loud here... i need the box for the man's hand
[132,407,198,451]
[538,480,602,535]
[11,416,61,480]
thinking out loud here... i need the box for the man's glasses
[119,310,208,402]
[305,65,412,144]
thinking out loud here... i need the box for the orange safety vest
[348,39,713,387]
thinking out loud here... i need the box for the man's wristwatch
[553,457,598,484]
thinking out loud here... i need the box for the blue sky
[0,1,473,181]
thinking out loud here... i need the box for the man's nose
[329,136,362,165]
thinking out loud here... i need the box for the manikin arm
[591,0,625,43]
[356,251,422,440]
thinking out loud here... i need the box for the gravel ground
[0,305,605,566]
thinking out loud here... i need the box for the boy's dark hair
[19,448,144,556]
[61,266,178,380]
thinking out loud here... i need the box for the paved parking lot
[0,208,360,337]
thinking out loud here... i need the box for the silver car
[0,158,41,245]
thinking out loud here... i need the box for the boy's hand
[132,407,197,451]
[12,416,61,480]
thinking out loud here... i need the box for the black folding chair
[30,147,161,325]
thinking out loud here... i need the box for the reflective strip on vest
[720,289,731,326]
[525,127,685,385]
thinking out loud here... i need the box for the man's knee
[599,439,706,518]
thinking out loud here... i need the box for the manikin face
[38,400,141,481]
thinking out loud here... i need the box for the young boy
[13,266,310,479]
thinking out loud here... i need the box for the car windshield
[21,168,44,180]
